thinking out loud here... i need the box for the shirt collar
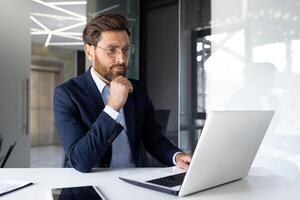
[90,67,107,94]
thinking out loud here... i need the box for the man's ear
[84,44,94,61]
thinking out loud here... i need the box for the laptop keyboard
[146,172,186,188]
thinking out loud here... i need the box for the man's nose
[115,49,127,63]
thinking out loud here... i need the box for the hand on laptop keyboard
[175,153,192,171]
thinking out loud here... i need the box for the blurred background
[0,0,299,179]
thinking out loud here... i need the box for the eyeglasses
[92,44,135,59]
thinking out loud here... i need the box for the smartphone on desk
[51,186,107,200]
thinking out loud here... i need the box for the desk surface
[0,167,299,200]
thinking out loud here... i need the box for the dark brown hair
[82,13,130,45]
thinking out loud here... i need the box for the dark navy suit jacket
[53,69,181,172]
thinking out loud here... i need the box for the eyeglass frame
[90,43,135,59]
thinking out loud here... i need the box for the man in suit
[54,14,191,173]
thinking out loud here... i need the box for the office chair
[0,142,16,168]
[143,109,171,167]
[154,109,170,135]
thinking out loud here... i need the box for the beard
[94,56,128,81]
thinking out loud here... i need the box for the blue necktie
[102,85,135,168]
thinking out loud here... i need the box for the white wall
[208,0,300,179]
[0,0,31,167]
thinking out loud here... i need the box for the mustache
[111,63,127,68]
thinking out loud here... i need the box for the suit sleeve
[53,85,123,173]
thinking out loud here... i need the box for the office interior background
[0,0,299,179]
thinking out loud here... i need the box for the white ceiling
[31,0,86,50]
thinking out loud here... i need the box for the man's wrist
[103,105,120,120]
[172,151,183,165]
[107,102,121,112]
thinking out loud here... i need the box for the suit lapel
[82,68,105,118]
[124,92,135,152]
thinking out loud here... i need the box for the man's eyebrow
[106,43,131,48]
[106,44,119,47]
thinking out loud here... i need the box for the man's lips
[112,65,127,71]
[113,66,125,70]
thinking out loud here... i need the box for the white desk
[0,167,299,200]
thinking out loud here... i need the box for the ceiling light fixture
[53,21,86,32]
[31,30,82,36]
[47,1,87,6]
[30,16,50,32]
[32,0,86,20]
[31,12,83,21]
[48,42,84,46]
[45,33,52,46]
[31,0,86,48]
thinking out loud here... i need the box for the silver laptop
[119,110,274,197]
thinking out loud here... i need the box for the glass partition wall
[179,0,300,178]
[179,0,211,152]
